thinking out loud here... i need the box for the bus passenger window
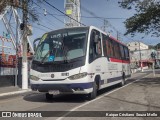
[108,40,114,57]
[120,45,125,60]
[124,47,129,60]
[102,34,109,57]
[97,38,102,55]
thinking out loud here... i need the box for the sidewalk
[0,86,31,97]
[0,72,159,98]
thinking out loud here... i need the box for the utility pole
[15,7,18,87]
[21,0,28,89]
[117,31,119,40]
[102,19,109,32]
[151,51,156,76]
[65,0,81,27]
[116,31,122,41]
[138,41,143,72]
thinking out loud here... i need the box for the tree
[118,0,160,37]
[0,0,39,21]
[155,43,160,49]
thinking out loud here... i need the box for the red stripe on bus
[110,58,130,63]
[122,60,130,64]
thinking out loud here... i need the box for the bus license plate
[49,90,60,95]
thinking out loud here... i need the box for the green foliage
[119,0,160,37]
[148,43,160,49]
[155,43,160,49]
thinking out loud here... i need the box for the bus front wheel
[88,81,98,100]
[46,93,53,100]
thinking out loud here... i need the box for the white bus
[30,26,131,100]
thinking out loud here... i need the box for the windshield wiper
[40,50,50,63]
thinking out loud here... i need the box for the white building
[130,49,156,70]
[130,49,157,62]
[127,42,149,51]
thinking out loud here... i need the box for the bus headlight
[68,72,87,80]
[30,75,40,81]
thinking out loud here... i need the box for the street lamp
[151,51,156,76]
[138,41,143,72]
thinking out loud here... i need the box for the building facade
[130,49,157,69]
[127,41,158,71]
[127,42,149,51]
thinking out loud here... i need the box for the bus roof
[47,26,89,34]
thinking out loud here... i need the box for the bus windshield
[33,28,88,63]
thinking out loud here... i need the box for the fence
[0,67,16,75]
[0,67,16,87]
[0,57,22,87]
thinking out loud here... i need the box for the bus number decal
[108,63,117,70]
[95,65,101,72]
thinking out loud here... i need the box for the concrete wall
[0,58,22,87]
[0,75,15,87]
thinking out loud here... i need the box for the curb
[0,89,32,97]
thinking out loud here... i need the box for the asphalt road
[0,70,160,120]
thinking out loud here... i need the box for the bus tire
[88,81,97,100]
[46,93,53,100]
[120,73,126,86]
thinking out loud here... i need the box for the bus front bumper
[31,83,93,94]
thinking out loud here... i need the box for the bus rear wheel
[88,81,98,100]
[120,73,126,86]
[46,93,53,100]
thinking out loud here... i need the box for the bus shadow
[23,78,138,103]
[23,92,87,103]
[23,86,120,103]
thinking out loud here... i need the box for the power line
[81,16,126,19]
[35,11,59,28]
[32,25,48,32]
[35,0,136,44]
[73,1,134,43]
[41,13,126,19]
[43,0,86,26]
[33,1,65,25]
[47,13,64,24]
[37,22,53,31]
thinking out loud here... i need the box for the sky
[0,0,160,54]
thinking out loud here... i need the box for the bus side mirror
[33,38,41,51]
